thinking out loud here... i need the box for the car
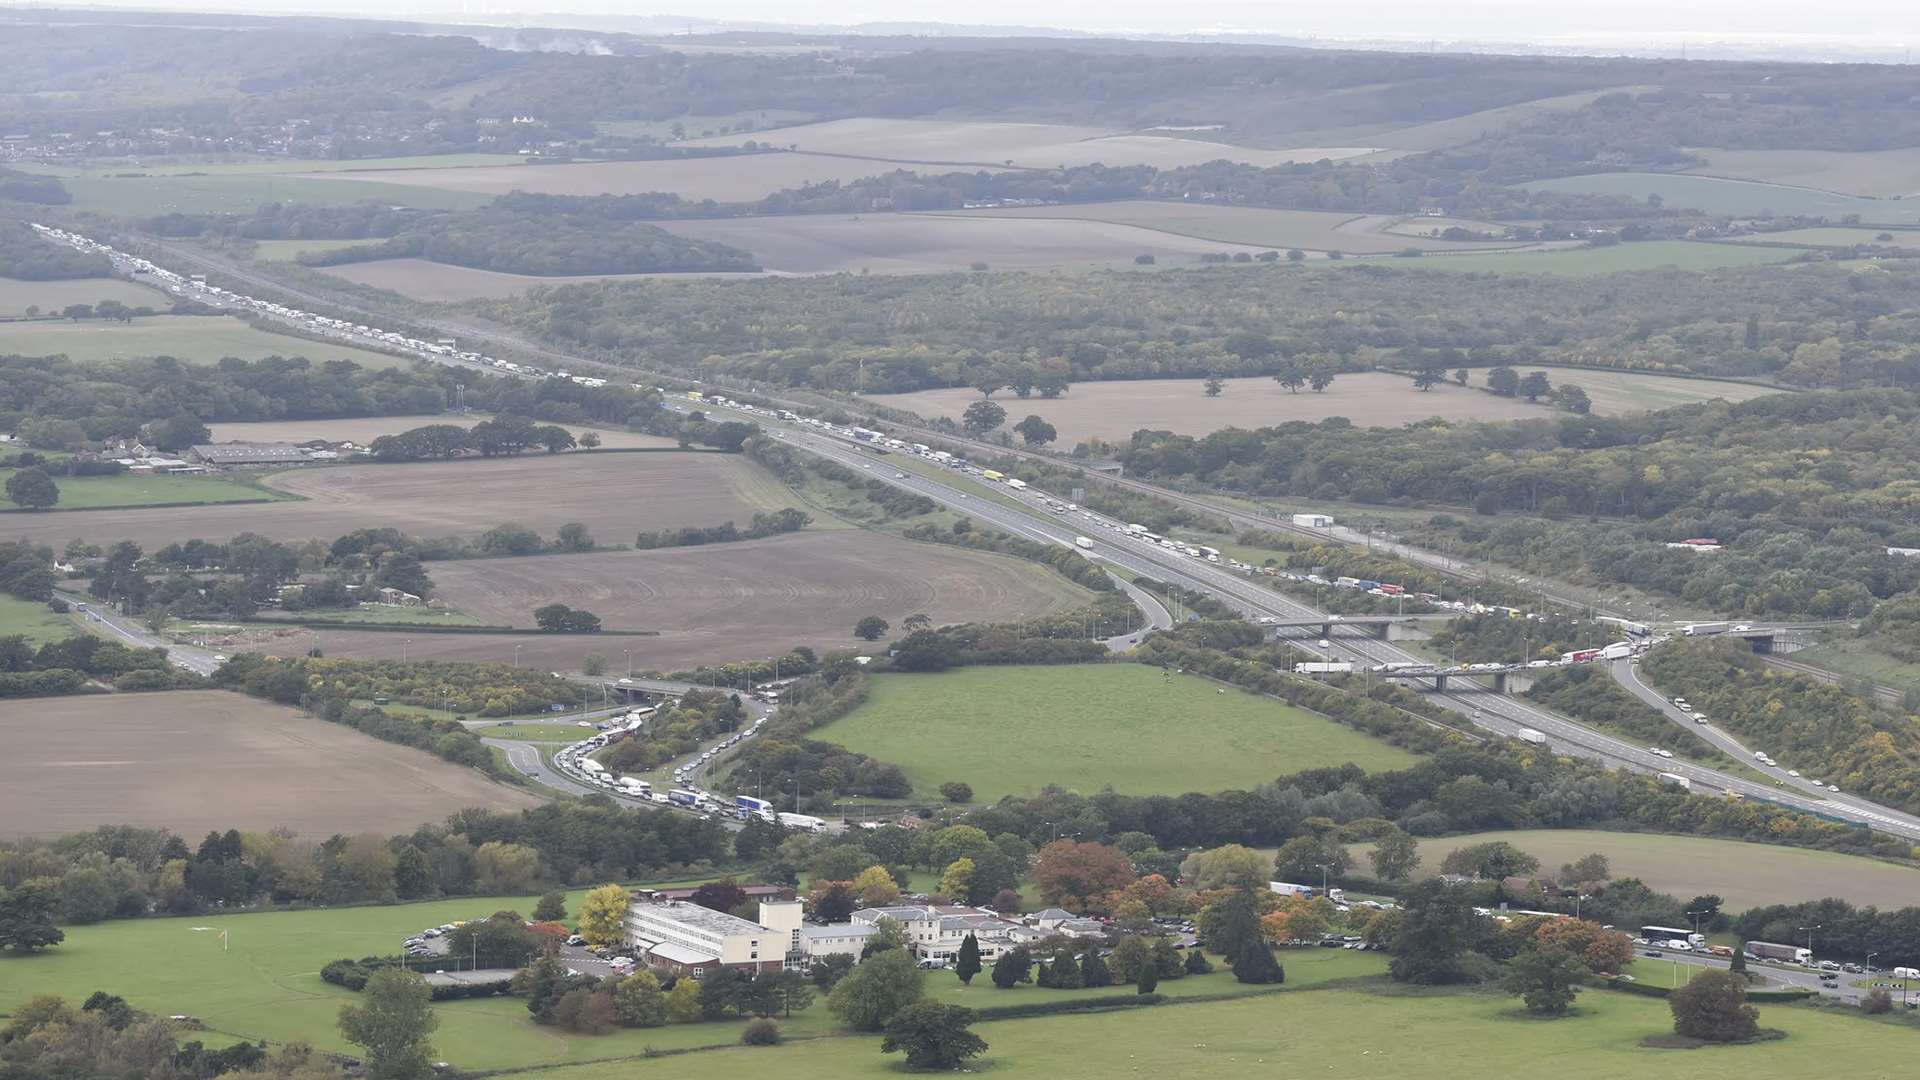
[1828,784,1840,792]
[1643,949,1663,958]
[1787,770,1800,777]
[894,472,905,478]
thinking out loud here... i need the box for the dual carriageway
[39,225,1920,843]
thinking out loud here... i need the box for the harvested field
[1685,146,1920,198]
[1404,240,1803,275]
[305,153,987,202]
[294,531,1090,670]
[685,117,1370,169]
[947,201,1537,254]
[0,276,172,316]
[1344,828,1920,910]
[866,373,1553,444]
[0,452,806,548]
[655,212,1270,274]
[0,690,541,838]
[316,258,766,301]
[205,415,679,448]
[0,314,408,368]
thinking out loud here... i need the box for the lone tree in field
[337,967,438,1080]
[1669,969,1759,1042]
[961,399,1006,434]
[1486,365,1520,396]
[854,615,890,641]
[1013,414,1056,447]
[1503,946,1583,1016]
[5,466,58,510]
[881,1002,986,1070]
[1272,365,1306,393]
[1519,370,1553,402]
[1203,375,1225,397]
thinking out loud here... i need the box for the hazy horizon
[9,0,1920,53]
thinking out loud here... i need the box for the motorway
[51,226,1920,841]
[773,427,1920,840]
[1634,943,1876,1003]
[1609,657,1920,834]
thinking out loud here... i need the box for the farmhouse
[622,895,804,977]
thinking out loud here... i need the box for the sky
[16,1,1920,52]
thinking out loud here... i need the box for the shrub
[741,1018,782,1045]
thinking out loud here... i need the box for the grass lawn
[0,315,411,368]
[0,884,729,1072]
[1782,640,1920,695]
[1344,829,1920,910]
[0,594,81,643]
[1405,240,1804,275]
[0,469,288,511]
[813,664,1420,802]
[469,721,598,740]
[506,980,1919,1080]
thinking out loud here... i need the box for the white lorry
[1515,728,1547,745]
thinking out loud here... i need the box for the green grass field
[0,315,410,368]
[0,276,173,316]
[1779,640,1920,695]
[0,468,287,511]
[467,722,597,740]
[813,665,1420,802]
[0,594,81,643]
[1406,241,1803,275]
[1344,829,1920,910]
[0,884,725,1071]
[1523,173,1920,224]
[253,606,487,627]
[507,981,1917,1080]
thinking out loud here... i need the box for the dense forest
[0,167,70,206]
[0,219,110,279]
[1120,391,1920,617]
[484,258,1920,393]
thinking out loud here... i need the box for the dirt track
[0,690,541,838]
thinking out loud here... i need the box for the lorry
[1004,478,1028,490]
[1657,772,1692,791]
[1748,941,1812,964]
[1683,622,1732,636]
[577,759,605,774]
[620,776,651,793]
[1074,536,1095,550]
[735,795,771,813]
[1269,881,1317,898]
[1125,523,1148,535]
[1292,513,1333,529]
[777,812,826,833]
[1600,642,1636,660]
[666,789,700,807]
[1293,662,1354,674]
[1516,728,1547,745]
[1564,648,1602,664]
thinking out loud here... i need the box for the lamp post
[1799,923,1823,963]
[402,638,411,664]
[1315,862,1331,896]
[1574,893,1589,919]
[624,649,632,678]
[514,643,522,668]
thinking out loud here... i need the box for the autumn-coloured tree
[1031,841,1135,912]
[851,865,902,908]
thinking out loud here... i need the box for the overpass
[1261,615,1408,639]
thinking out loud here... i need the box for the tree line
[483,255,1920,396]
[0,219,105,278]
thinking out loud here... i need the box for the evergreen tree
[1049,949,1082,989]
[955,933,982,985]
[1151,938,1185,979]
[1184,949,1214,976]
[1080,946,1113,988]
[1136,966,1158,995]
[1230,934,1285,985]
[990,945,1032,989]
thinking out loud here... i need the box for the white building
[850,904,1039,965]
[623,897,804,978]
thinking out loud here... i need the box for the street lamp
[1574,893,1589,919]
[514,643,522,668]
[402,638,411,664]
[1315,862,1331,895]
[1799,924,1823,962]
[624,649,632,678]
